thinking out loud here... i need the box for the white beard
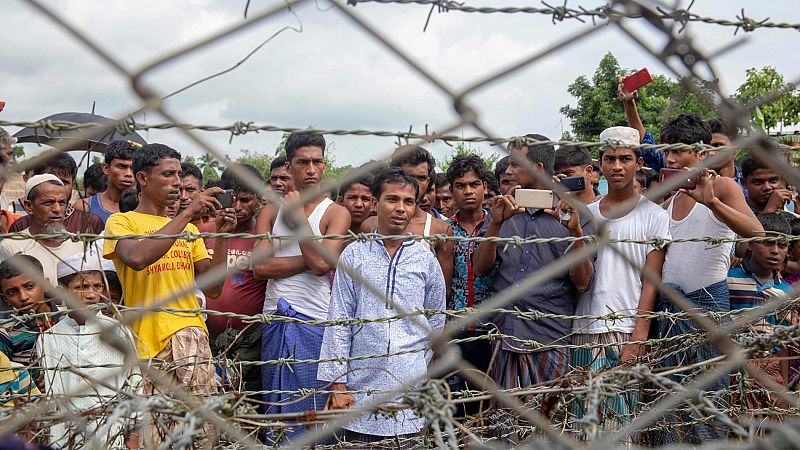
[40,221,66,235]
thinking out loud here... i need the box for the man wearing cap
[37,252,139,448]
[0,174,86,289]
[570,127,671,436]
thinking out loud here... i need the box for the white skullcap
[24,173,64,200]
[56,252,104,281]
[599,126,640,149]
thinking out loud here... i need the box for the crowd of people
[0,78,798,448]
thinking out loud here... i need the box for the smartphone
[214,189,235,209]
[622,68,653,93]
[659,168,697,190]
[559,175,586,192]
[515,189,555,209]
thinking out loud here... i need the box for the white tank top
[263,197,334,320]
[420,212,433,251]
[662,194,735,293]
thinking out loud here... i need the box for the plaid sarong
[654,280,730,445]
[571,331,637,438]
[261,298,328,443]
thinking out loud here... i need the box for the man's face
[376,182,416,235]
[452,170,486,213]
[435,183,454,216]
[24,182,68,232]
[104,158,134,192]
[499,171,516,196]
[138,157,181,207]
[418,187,435,213]
[1,274,46,313]
[743,168,783,210]
[338,183,375,228]
[507,147,540,189]
[706,132,735,171]
[65,271,106,309]
[400,162,429,201]
[44,171,74,200]
[233,190,260,224]
[179,175,201,212]
[600,148,642,191]
[289,146,325,191]
[748,238,788,274]
[590,170,601,189]
[269,165,294,197]
[664,149,702,169]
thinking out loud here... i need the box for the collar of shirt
[449,209,488,235]
[740,259,782,291]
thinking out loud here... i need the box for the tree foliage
[198,152,221,182]
[561,52,716,141]
[734,66,800,132]
[234,149,272,179]
[437,142,500,173]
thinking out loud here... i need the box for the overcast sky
[1,0,798,169]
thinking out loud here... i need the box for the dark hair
[434,173,449,189]
[105,271,122,297]
[639,167,657,189]
[555,146,593,170]
[204,180,223,190]
[515,133,555,176]
[221,163,263,195]
[706,118,738,141]
[446,154,488,186]
[740,154,775,180]
[635,170,648,190]
[33,152,78,180]
[485,172,499,194]
[339,174,374,198]
[494,156,510,181]
[133,143,181,176]
[285,132,326,161]
[389,145,436,181]
[28,180,64,201]
[119,188,139,213]
[591,160,600,173]
[372,167,419,200]
[0,255,44,281]
[790,218,800,237]
[104,140,137,165]
[180,162,203,185]
[58,270,103,289]
[757,213,791,236]
[659,114,712,145]
[83,163,108,193]
[270,155,287,172]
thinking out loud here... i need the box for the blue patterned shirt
[448,210,495,314]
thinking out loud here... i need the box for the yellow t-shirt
[103,212,209,358]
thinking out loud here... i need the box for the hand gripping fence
[1,0,800,448]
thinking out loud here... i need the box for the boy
[336,174,375,234]
[728,213,794,409]
[571,127,670,434]
[319,167,445,445]
[0,255,55,367]
[38,253,139,448]
[553,146,599,205]
[434,172,454,217]
[75,140,138,223]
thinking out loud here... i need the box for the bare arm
[359,216,377,233]
[298,204,351,276]
[433,221,454,300]
[114,211,193,271]
[705,176,763,238]
[252,205,309,279]
[197,209,238,298]
[619,77,646,142]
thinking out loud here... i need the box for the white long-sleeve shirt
[317,238,446,436]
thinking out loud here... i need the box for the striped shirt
[727,261,794,335]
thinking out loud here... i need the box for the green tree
[235,149,273,179]
[183,154,198,166]
[735,66,800,132]
[438,142,500,173]
[198,152,221,182]
[561,52,716,142]
[12,145,25,160]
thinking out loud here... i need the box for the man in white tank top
[655,114,762,444]
[252,132,351,442]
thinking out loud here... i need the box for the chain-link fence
[0,0,799,448]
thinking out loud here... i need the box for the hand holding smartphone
[214,189,235,209]
[622,68,653,93]
[514,189,555,209]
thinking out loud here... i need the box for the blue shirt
[484,208,594,353]
[318,238,446,436]
[728,260,794,331]
[448,210,495,314]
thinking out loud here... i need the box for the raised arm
[252,204,309,279]
[689,174,762,238]
[195,206,238,298]
[297,203,351,276]
[474,194,516,277]
[433,220,454,300]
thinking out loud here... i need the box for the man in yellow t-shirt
[103,143,236,446]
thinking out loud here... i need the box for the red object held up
[622,68,653,93]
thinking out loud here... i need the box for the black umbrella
[13,112,147,153]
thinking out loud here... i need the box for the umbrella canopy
[13,112,147,153]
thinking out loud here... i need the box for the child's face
[1,274,46,313]
[749,239,789,273]
[66,272,107,308]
